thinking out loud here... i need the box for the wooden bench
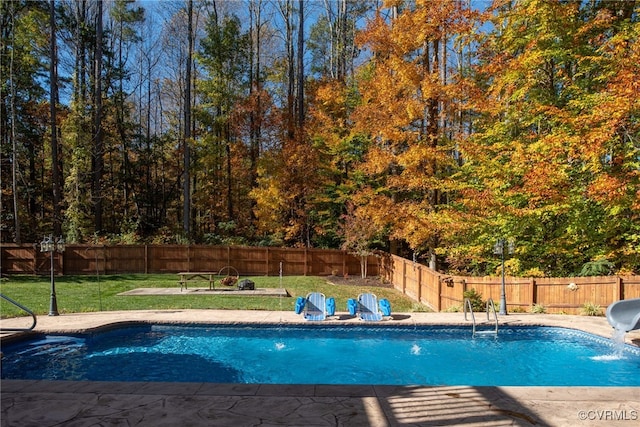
[178,272,218,291]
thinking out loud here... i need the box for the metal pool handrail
[485,298,499,335]
[463,297,477,335]
[464,297,499,337]
[0,293,37,332]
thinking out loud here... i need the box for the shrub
[531,303,547,314]
[445,304,462,313]
[411,302,431,313]
[581,302,603,316]
[579,258,614,276]
[522,267,546,278]
[463,288,485,312]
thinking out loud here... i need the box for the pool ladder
[464,297,498,337]
[0,293,37,332]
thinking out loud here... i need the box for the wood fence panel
[1,245,37,274]
[505,280,530,309]
[227,246,266,275]
[418,266,440,310]
[403,263,420,301]
[532,277,619,314]
[146,245,188,272]
[189,246,230,273]
[266,248,304,275]
[439,277,463,310]
[389,255,408,296]
[105,246,146,274]
[244,247,269,275]
[308,250,338,276]
[462,278,501,303]
[63,245,105,274]
[33,252,59,275]
[450,277,531,311]
[621,276,640,299]
[210,246,233,272]
[4,244,640,313]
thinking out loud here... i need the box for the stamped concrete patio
[2,310,639,426]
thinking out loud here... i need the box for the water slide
[606,298,640,332]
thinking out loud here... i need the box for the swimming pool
[2,324,639,386]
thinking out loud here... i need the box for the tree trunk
[8,4,20,243]
[50,0,62,236]
[248,0,262,223]
[285,0,295,141]
[296,0,304,130]
[92,0,104,233]
[183,0,193,237]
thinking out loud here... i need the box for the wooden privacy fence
[0,244,381,277]
[381,254,640,314]
[4,244,639,313]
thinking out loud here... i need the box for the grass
[0,274,426,318]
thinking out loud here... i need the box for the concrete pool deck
[2,310,640,426]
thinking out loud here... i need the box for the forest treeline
[1,0,639,277]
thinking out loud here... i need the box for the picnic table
[177,272,217,291]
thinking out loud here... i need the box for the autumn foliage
[3,0,639,276]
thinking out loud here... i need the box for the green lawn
[0,274,427,318]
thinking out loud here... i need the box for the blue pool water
[2,325,639,386]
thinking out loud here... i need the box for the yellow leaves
[314,81,346,112]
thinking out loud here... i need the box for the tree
[352,0,476,266]
[308,0,371,80]
[458,0,640,275]
[339,202,380,278]
[183,0,193,238]
[56,0,109,242]
[197,9,250,228]
[50,0,63,236]
[252,0,318,247]
[1,0,49,242]
[92,0,104,233]
[107,0,144,229]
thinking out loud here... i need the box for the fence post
[402,259,407,294]
[530,278,536,307]
[437,273,442,312]
[32,246,38,274]
[417,265,422,304]
[616,276,622,300]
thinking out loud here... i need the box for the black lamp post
[40,235,65,316]
[494,238,514,315]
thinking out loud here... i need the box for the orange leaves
[356,12,392,55]
[520,162,569,208]
[349,0,479,251]
[587,174,628,204]
[313,80,347,115]
[339,202,379,257]
[360,146,395,176]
